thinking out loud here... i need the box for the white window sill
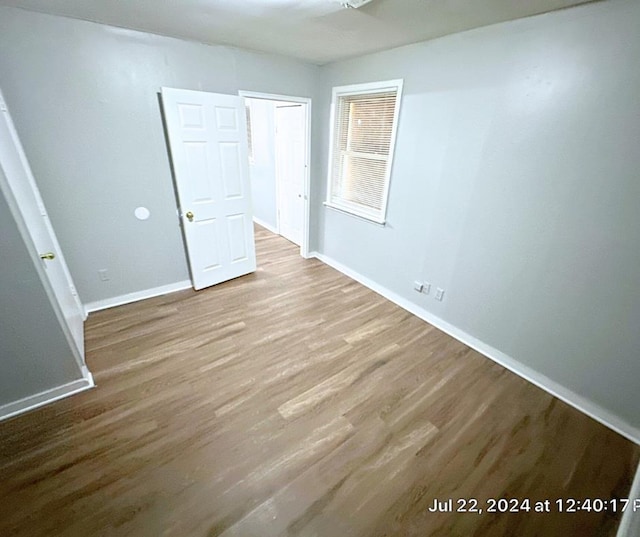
[323,202,386,226]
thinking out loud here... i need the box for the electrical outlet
[422,282,431,295]
[98,269,110,282]
[413,280,423,292]
[435,288,445,301]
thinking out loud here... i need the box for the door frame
[239,91,312,259]
[0,170,88,374]
[0,89,87,370]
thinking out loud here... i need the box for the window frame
[325,79,404,225]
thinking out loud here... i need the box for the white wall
[0,6,320,304]
[248,99,278,230]
[315,0,640,436]
[0,174,84,406]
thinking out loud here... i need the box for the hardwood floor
[0,226,638,537]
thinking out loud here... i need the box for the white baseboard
[84,279,192,314]
[309,251,640,445]
[617,460,640,536]
[253,216,278,235]
[0,367,95,422]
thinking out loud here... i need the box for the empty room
[0,0,639,536]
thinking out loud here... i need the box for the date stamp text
[427,497,640,514]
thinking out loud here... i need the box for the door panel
[194,218,221,271]
[227,214,249,262]
[161,88,256,290]
[178,103,205,128]
[183,142,212,202]
[0,89,85,359]
[214,106,239,130]
[220,143,244,198]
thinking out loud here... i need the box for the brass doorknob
[40,252,55,260]
[185,211,194,222]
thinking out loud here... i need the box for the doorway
[240,91,311,258]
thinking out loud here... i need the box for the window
[326,79,403,224]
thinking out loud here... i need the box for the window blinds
[329,89,398,221]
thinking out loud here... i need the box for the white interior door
[161,87,256,290]
[0,90,85,358]
[275,104,305,246]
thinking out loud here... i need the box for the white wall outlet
[435,287,445,301]
[422,282,431,295]
[413,280,424,292]
[98,269,110,282]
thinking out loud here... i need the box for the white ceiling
[0,0,596,65]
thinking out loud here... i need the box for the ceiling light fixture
[337,0,374,9]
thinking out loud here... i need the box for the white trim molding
[253,216,278,235]
[309,251,640,445]
[617,461,640,537]
[84,280,192,314]
[0,368,94,423]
